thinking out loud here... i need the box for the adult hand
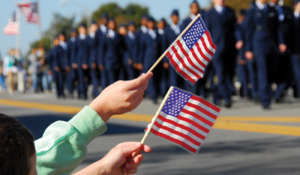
[54,67,60,72]
[245,51,253,60]
[128,59,133,65]
[279,44,286,53]
[92,63,97,69]
[99,65,104,70]
[235,41,243,50]
[72,63,78,69]
[137,63,143,71]
[65,66,71,72]
[163,62,169,69]
[238,60,246,65]
[82,64,88,70]
[73,142,151,175]
[89,72,153,122]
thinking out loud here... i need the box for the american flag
[3,11,19,35]
[17,1,40,24]
[146,87,220,154]
[166,16,216,84]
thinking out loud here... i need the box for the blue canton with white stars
[182,17,207,50]
[161,88,192,117]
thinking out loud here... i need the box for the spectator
[28,48,38,92]
[3,49,17,95]
[0,72,153,175]
[14,49,25,94]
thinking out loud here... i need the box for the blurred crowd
[0,47,52,95]
[1,0,300,110]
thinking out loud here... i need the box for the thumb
[118,142,142,157]
[126,73,153,90]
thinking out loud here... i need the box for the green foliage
[44,13,75,39]
[91,3,148,26]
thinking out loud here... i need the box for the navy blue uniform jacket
[99,32,126,70]
[245,4,284,55]
[67,38,78,66]
[124,33,138,66]
[138,30,162,68]
[76,36,90,66]
[205,7,237,59]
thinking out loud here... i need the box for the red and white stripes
[166,31,216,84]
[147,95,220,154]
[3,15,19,35]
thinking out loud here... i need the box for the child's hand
[73,142,151,175]
[89,72,153,122]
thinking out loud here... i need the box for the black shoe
[68,93,74,99]
[253,95,260,103]
[263,105,271,110]
[213,101,220,106]
[275,98,283,103]
[224,101,232,108]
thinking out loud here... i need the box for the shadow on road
[16,113,145,140]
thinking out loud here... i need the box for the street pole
[16,9,21,50]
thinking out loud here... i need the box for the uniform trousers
[89,67,100,97]
[255,54,278,107]
[291,54,300,97]
[213,56,232,104]
[53,70,64,97]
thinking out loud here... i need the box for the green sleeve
[35,106,107,175]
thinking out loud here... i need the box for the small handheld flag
[145,87,220,154]
[3,11,19,35]
[147,14,216,84]
[166,16,216,84]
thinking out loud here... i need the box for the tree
[91,3,149,26]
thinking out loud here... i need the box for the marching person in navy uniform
[47,37,59,96]
[139,16,162,103]
[245,0,286,109]
[99,17,126,85]
[162,9,180,91]
[96,13,109,90]
[205,0,237,108]
[77,23,90,100]
[52,34,67,99]
[66,29,78,98]
[291,0,300,97]
[118,23,129,80]
[135,14,148,73]
[88,20,100,98]
[235,9,252,99]
[124,21,138,80]
[157,18,168,96]
[269,0,295,102]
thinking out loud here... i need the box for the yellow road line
[0,99,82,114]
[218,117,300,123]
[1,98,300,136]
[213,121,300,137]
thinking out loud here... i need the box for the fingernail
[136,143,141,147]
[126,164,130,169]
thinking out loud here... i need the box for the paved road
[0,92,300,175]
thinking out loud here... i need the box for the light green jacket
[34,106,107,175]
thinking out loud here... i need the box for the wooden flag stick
[147,14,201,73]
[123,86,174,175]
[140,86,174,144]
